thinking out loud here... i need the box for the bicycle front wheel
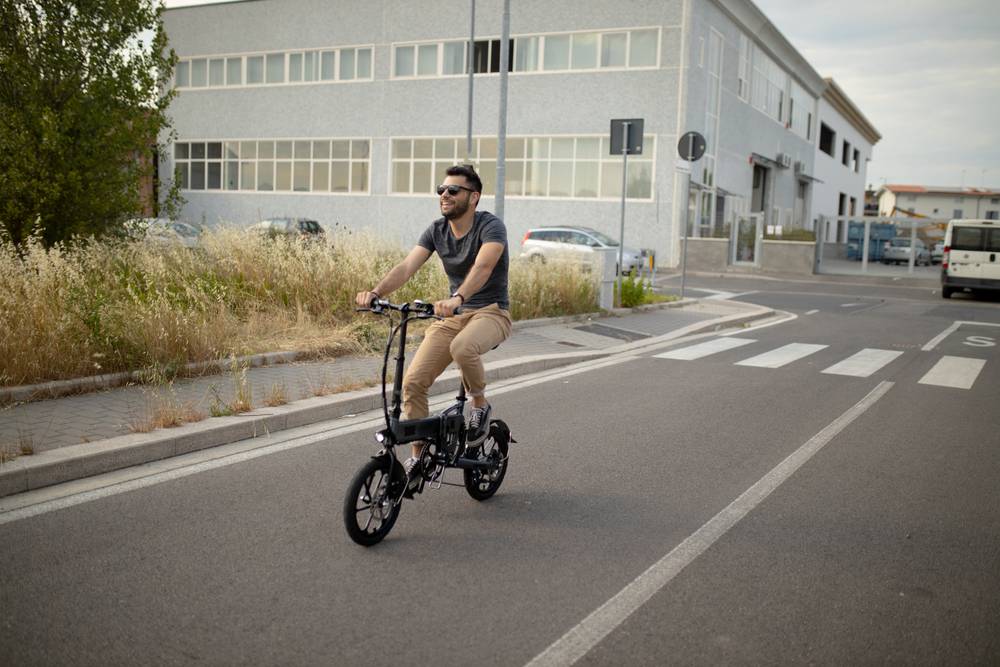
[343,456,402,546]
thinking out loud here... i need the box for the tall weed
[0,229,600,386]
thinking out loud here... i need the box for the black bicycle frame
[374,301,466,450]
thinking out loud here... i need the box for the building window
[819,123,835,156]
[392,28,659,79]
[841,140,850,167]
[953,209,962,218]
[852,149,860,172]
[838,192,847,216]
[788,79,812,140]
[390,135,655,200]
[849,196,857,216]
[750,44,787,123]
[737,33,751,101]
[175,45,374,89]
[173,138,370,193]
[986,210,999,220]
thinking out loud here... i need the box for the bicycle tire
[463,420,510,501]
[343,456,402,546]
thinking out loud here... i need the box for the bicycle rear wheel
[464,421,510,501]
[344,456,402,546]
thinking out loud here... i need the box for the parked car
[129,218,202,248]
[931,241,944,265]
[520,225,642,274]
[881,237,931,266]
[941,219,1000,299]
[250,218,325,240]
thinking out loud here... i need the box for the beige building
[877,185,1000,220]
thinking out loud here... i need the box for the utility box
[595,247,618,310]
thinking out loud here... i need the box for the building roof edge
[822,78,882,145]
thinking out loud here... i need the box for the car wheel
[942,287,953,299]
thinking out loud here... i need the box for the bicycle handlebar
[356,299,460,318]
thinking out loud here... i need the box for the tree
[0,0,176,247]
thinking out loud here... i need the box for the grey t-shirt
[417,210,509,310]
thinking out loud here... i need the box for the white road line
[706,290,758,300]
[805,309,819,315]
[922,320,1000,351]
[735,343,828,368]
[922,321,962,351]
[918,356,986,389]
[653,337,756,361]
[822,349,903,378]
[524,381,895,667]
[718,310,798,336]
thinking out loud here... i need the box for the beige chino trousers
[402,303,513,420]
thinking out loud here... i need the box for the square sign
[610,118,644,155]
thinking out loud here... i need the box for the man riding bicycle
[355,165,511,486]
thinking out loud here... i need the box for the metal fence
[814,215,948,277]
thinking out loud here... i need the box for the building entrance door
[733,214,763,264]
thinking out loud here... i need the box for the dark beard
[442,197,470,220]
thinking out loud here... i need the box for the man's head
[438,165,482,221]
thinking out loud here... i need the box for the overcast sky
[164,0,1000,189]
[753,0,1000,189]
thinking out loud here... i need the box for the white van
[941,219,1000,298]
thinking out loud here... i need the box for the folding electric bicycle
[343,298,515,546]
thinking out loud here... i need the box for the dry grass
[263,383,288,407]
[1,227,600,388]
[0,433,35,464]
[130,395,207,433]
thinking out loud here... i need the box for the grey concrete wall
[682,238,814,275]
[682,237,730,271]
[760,240,814,274]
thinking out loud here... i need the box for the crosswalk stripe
[654,337,757,360]
[822,348,903,377]
[735,343,828,368]
[918,356,986,389]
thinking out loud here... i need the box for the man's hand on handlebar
[355,290,380,308]
[433,295,464,318]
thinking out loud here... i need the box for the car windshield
[586,230,619,247]
[890,239,911,247]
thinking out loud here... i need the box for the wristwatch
[451,292,465,304]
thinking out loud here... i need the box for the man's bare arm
[356,245,432,306]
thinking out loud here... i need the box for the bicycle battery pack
[391,416,442,444]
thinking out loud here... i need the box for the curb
[0,300,773,499]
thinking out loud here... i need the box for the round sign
[677,131,707,162]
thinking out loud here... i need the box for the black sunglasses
[436,184,476,196]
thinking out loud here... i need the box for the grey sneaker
[466,404,492,446]
[403,456,422,491]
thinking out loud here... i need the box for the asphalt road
[2,276,999,665]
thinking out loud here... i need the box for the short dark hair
[446,164,483,194]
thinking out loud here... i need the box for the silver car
[882,237,931,266]
[520,226,642,274]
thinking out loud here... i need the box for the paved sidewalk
[0,298,775,498]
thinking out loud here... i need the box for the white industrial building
[877,185,1000,221]
[161,0,878,268]
[810,78,881,243]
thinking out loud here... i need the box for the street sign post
[610,119,644,307]
[676,131,706,300]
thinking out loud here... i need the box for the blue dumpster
[846,222,896,261]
